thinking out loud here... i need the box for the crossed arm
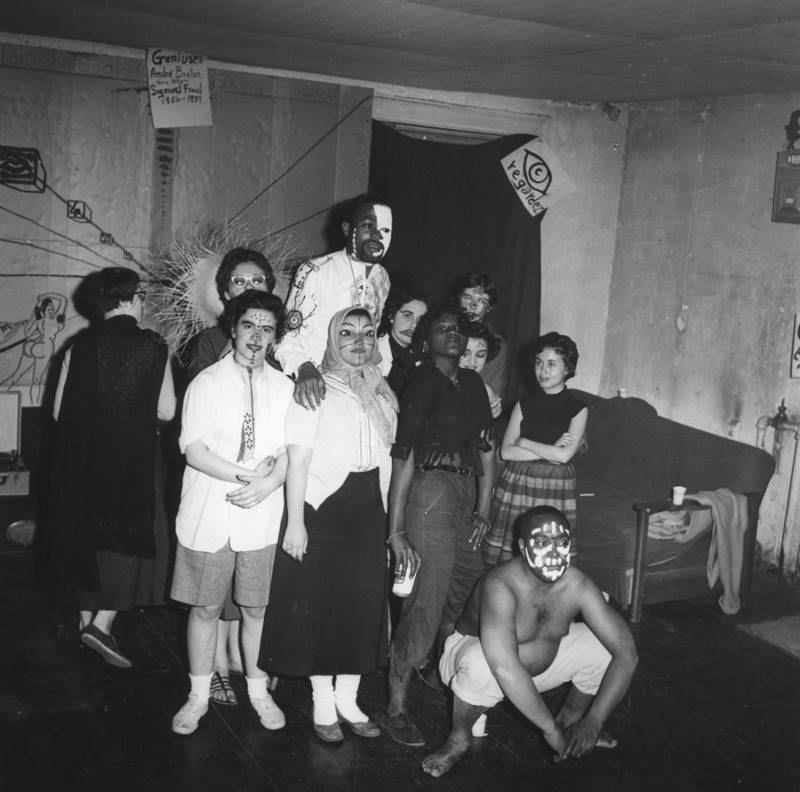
[500,403,587,464]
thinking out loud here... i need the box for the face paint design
[390,299,427,348]
[459,287,492,321]
[232,308,277,369]
[345,203,393,264]
[460,337,489,373]
[225,262,270,300]
[521,519,572,583]
[338,312,376,366]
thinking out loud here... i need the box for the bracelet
[386,530,407,545]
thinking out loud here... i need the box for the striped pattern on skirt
[482,460,577,567]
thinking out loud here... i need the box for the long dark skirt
[75,446,170,612]
[259,469,389,677]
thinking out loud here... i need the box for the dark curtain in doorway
[369,121,542,402]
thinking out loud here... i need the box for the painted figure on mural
[0,292,67,402]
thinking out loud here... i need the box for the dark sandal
[210,672,238,706]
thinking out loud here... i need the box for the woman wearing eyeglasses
[184,248,277,379]
[44,266,176,668]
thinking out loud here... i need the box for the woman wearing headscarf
[259,307,398,743]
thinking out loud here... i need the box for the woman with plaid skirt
[482,332,587,567]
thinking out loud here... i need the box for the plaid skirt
[482,460,577,567]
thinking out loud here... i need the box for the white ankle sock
[334,674,368,723]
[310,675,337,725]
[189,673,213,701]
[246,675,268,702]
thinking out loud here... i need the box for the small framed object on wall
[772,151,800,224]
[792,313,800,379]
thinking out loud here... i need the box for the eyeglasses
[134,290,147,301]
[230,274,267,289]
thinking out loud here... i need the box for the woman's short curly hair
[535,331,579,380]
[463,320,501,362]
[215,248,275,303]
[222,290,287,342]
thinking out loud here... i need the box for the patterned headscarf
[320,307,398,446]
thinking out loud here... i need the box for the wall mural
[0,144,151,407]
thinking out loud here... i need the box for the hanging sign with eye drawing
[500,139,575,218]
[792,313,800,379]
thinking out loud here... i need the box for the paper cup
[392,564,419,597]
[672,485,687,506]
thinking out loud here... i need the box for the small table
[629,499,711,623]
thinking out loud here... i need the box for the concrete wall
[603,94,800,566]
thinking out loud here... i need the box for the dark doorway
[369,121,543,401]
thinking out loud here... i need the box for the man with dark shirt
[422,505,637,777]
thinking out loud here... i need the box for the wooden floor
[2,544,800,792]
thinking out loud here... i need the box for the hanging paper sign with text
[147,48,212,129]
[500,140,574,218]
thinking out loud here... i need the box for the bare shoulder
[482,561,520,600]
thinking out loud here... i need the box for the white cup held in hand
[672,485,687,506]
[392,563,419,597]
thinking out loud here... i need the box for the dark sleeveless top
[519,388,585,445]
[45,315,167,592]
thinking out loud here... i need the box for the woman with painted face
[171,290,292,736]
[181,247,277,709]
[482,332,588,568]
[259,307,398,743]
[383,303,496,748]
[459,320,502,418]
[451,272,508,402]
[376,280,428,396]
[45,267,176,669]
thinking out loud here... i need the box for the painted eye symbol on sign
[522,149,553,200]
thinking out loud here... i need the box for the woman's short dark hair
[412,298,467,355]
[463,320,501,362]
[215,248,275,302]
[535,331,579,380]
[377,280,428,337]
[77,266,140,320]
[450,272,499,309]
[223,290,286,342]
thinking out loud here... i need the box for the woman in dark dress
[259,307,397,742]
[45,267,175,668]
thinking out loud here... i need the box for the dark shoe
[314,721,344,743]
[380,712,426,747]
[337,710,381,738]
[210,672,238,707]
[417,662,446,693]
[80,624,132,669]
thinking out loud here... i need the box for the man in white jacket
[276,196,393,409]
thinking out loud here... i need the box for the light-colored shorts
[439,623,611,709]
[171,542,276,609]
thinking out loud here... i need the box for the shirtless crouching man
[422,505,638,778]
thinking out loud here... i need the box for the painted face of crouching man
[519,511,572,583]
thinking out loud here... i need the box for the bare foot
[597,730,618,749]
[421,734,471,778]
